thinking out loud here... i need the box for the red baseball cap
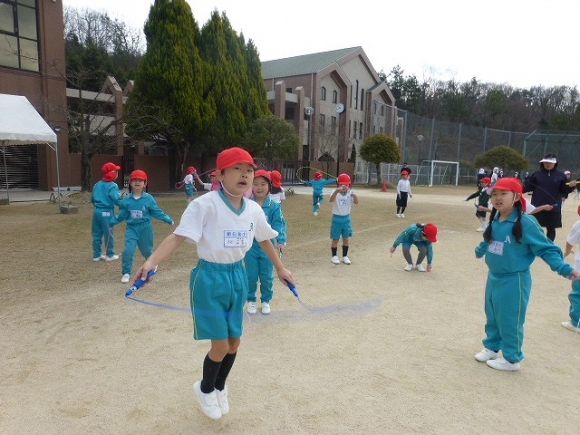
[337,173,351,185]
[423,223,438,243]
[254,169,271,183]
[101,162,120,181]
[130,169,147,181]
[314,171,323,180]
[216,147,256,171]
[481,177,491,184]
[492,177,527,211]
[270,170,282,188]
[187,166,196,174]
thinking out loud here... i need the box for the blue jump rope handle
[285,280,299,298]
[126,269,157,296]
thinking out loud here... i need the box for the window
[286,87,293,93]
[319,114,326,134]
[0,0,39,72]
[330,116,337,135]
[353,122,357,139]
[332,90,338,104]
[373,101,377,114]
[321,87,326,101]
[380,105,385,116]
[359,122,363,139]
[360,89,364,110]
[355,81,359,109]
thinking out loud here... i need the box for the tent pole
[1,143,8,204]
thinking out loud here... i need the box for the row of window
[318,114,364,139]
[0,0,39,72]
[320,81,367,110]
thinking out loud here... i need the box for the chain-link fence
[357,102,580,185]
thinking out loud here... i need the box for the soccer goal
[428,160,459,186]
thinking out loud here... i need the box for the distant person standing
[396,170,412,218]
[91,162,122,262]
[523,153,576,241]
[400,162,412,175]
[476,168,487,187]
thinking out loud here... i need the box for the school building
[0,1,399,192]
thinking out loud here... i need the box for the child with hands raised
[329,174,358,264]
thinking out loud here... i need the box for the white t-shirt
[332,190,355,216]
[269,190,286,204]
[397,179,411,195]
[184,173,194,185]
[566,220,580,271]
[174,190,278,263]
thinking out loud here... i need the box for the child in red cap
[303,170,337,216]
[90,162,122,262]
[390,222,437,272]
[474,177,580,371]
[182,166,205,203]
[465,176,492,231]
[134,147,295,420]
[329,174,358,264]
[268,170,286,204]
[396,170,412,218]
[109,170,174,283]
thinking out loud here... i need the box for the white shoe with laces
[475,348,499,362]
[104,254,119,261]
[331,256,340,265]
[215,386,229,415]
[193,381,222,419]
[561,320,580,332]
[246,302,257,314]
[486,357,520,371]
[401,213,405,218]
[261,302,271,314]
[121,274,130,283]
[416,264,426,272]
[404,263,414,271]
[342,256,352,265]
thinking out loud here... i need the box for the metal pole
[53,126,62,213]
[1,144,8,204]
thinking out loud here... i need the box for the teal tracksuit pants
[568,280,580,327]
[121,221,154,275]
[482,270,531,363]
[245,244,274,303]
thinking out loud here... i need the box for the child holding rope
[303,170,337,216]
[389,223,438,271]
[465,176,491,231]
[109,170,174,284]
[474,177,580,371]
[91,162,123,262]
[182,166,204,202]
[245,169,287,315]
[329,173,358,264]
[133,147,294,420]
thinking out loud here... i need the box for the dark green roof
[261,47,362,79]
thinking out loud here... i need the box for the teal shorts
[330,214,353,240]
[189,259,248,340]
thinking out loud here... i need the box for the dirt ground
[2,184,580,435]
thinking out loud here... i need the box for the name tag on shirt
[101,211,111,217]
[130,210,143,219]
[224,230,249,248]
[338,197,348,206]
[488,240,504,255]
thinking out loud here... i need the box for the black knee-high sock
[546,228,556,241]
[214,352,237,391]
[201,354,222,393]
[331,247,337,257]
[342,245,349,257]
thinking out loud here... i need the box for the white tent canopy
[0,93,58,204]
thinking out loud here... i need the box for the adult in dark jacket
[523,153,576,241]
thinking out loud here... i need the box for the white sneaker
[401,213,405,218]
[313,211,318,216]
[416,264,426,272]
[193,381,222,419]
[104,254,119,261]
[246,302,257,314]
[261,302,271,314]
[215,386,229,415]
[561,320,580,332]
[476,227,485,232]
[404,263,414,271]
[121,274,130,283]
[331,256,340,264]
[486,357,520,371]
[475,348,499,362]
[396,213,401,218]
[342,256,352,265]
[93,256,102,262]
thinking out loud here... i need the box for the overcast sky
[62,0,579,89]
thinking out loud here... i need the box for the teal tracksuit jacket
[245,196,287,303]
[110,192,173,275]
[475,209,573,362]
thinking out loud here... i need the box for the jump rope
[174,168,216,190]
